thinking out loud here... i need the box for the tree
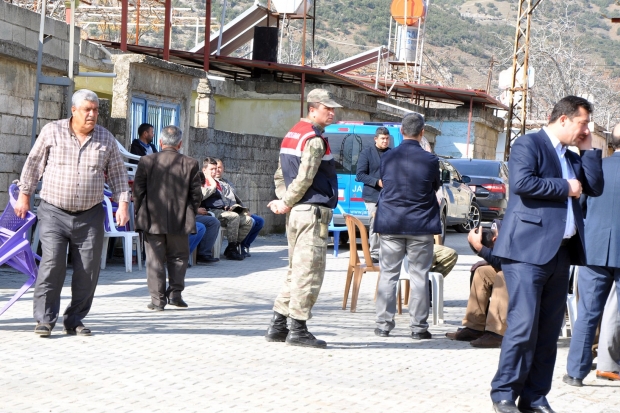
[494,3,620,127]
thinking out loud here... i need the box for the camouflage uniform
[432,244,458,278]
[202,186,253,243]
[272,133,334,321]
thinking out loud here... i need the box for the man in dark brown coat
[133,125,202,310]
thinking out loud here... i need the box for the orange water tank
[390,0,425,26]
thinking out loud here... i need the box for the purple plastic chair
[0,184,39,316]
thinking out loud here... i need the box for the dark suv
[449,159,509,221]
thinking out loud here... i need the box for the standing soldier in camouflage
[265,89,341,348]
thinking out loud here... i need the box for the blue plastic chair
[0,184,39,316]
[329,204,348,257]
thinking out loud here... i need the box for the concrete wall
[0,1,83,207]
[426,104,505,159]
[110,54,205,154]
[209,79,395,138]
[189,127,285,234]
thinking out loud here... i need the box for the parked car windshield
[450,160,501,177]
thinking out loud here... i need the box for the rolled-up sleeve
[106,138,130,202]
[19,131,49,195]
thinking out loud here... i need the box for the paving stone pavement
[0,231,618,413]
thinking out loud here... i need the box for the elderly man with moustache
[15,89,130,337]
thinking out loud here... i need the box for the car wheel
[339,231,349,246]
[455,201,481,233]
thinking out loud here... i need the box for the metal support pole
[311,0,316,67]
[466,97,473,158]
[121,0,128,51]
[163,0,171,61]
[216,0,228,55]
[301,0,308,66]
[204,0,211,71]
[135,0,140,45]
[278,13,286,63]
[300,72,306,118]
[375,46,382,90]
[67,0,75,118]
[31,0,48,148]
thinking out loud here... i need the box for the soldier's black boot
[265,311,289,342]
[286,318,327,348]
[224,242,244,260]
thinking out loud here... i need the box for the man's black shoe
[147,303,165,311]
[265,311,289,342]
[492,400,520,413]
[168,297,188,308]
[411,330,432,340]
[286,318,327,348]
[374,328,389,337]
[64,325,92,336]
[518,405,556,413]
[224,242,244,260]
[196,255,220,264]
[241,246,251,258]
[562,374,583,387]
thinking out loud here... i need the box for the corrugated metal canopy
[322,46,394,74]
[91,40,387,97]
[346,75,509,109]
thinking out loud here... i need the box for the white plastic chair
[562,265,579,338]
[398,258,444,325]
[116,139,141,162]
[208,211,224,258]
[101,195,142,272]
[115,140,140,178]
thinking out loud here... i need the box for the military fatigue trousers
[210,209,253,243]
[432,244,458,278]
[273,204,332,320]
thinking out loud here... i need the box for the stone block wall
[0,57,66,208]
[0,1,79,208]
[472,122,501,160]
[189,128,285,234]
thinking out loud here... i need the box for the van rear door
[324,128,357,225]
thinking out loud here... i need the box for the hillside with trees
[70,0,620,124]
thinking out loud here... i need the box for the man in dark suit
[133,125,202,311]
[355,126,391,263]
[490,96,604,413]
[564,123,620,386]
[374,113,441,340]
[129,123,157,164]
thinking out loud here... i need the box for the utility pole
[504,0,543,161]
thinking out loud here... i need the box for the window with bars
[130,98,180,150]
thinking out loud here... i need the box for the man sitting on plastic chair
[214,158,264,258]
[200,158,252,261]
[446,219,506,348]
